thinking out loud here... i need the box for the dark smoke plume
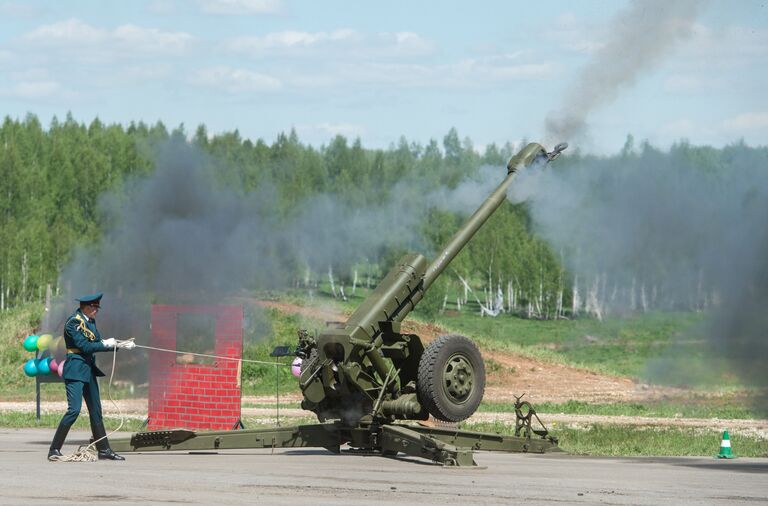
[52,141,489,343]
[545,0,703,143]
[60,142,291,302]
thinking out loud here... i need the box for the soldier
[48,293,136,461]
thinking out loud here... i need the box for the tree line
[2,113,764,320]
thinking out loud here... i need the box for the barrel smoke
[545,0,703,144]
[509,144,768,401]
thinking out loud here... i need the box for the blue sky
[0,0,766,154]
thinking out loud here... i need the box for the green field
[2,295,765,458]
[433,310,731,383]
[462,421,768,457]
[479,399,761,420]
[0,296,756,397]
[306,288,745,390]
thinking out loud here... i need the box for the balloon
[23,335,39,352]
[291,357,302,378]
[57,360,65,377]
[49,358,59,374]
[23,359,38,377]
[51,336,66,357]
[37,357,51,375]
[36,334,52,351]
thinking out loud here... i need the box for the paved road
[1,429,766,505]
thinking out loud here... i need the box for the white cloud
[0,1,44,17]
[453,56,553,82]
[22,18,193,57]
[228,29,359,53]
[278,52,552,93]
[673,22,768,71]
[314,56,553,90]
[10,68,50,80]
[722,112,768,131]
[655,114,768,146]
[296,122,365,140]
[658,118,701,139]
[192,66,282,93]
[25,18,105,45]
[12,80,61,99]
[384,31,435,56]
[227,29,434,60]
[198,0,282,15]
[119,64,174,82]
[663,74,706,94]
[0,49,15,63]
[147,0,177,14]
[544,13,605,54]
[113,24,192,54]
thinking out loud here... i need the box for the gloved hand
[102,338,117,348]
[117,340,136,350]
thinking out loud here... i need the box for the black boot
[97,448,126,461]
[92,422,125,461]
[48,423,71,461]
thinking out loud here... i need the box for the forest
[1,113,766,320]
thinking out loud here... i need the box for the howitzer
[295,142,568,426]
[112,141,567,466]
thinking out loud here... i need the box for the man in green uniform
[48,293,135,461]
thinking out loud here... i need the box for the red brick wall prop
[148,305,243,430]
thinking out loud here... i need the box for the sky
[0,0,766,154]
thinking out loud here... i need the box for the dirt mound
[253,300,686,404]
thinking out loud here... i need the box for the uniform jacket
[62,309,109,381]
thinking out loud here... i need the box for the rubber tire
[417,334,485,422]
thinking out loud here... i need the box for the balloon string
[133,343,290,367]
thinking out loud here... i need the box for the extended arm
[66,317,113,353]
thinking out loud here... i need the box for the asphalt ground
[1,428,766,505]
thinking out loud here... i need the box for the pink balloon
[57,359,65,377]
[291,357,302,378]
[49,359,59,374]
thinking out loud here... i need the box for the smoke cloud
[509,144,768,396]
[545,0,703,143]
[52,141,505,342]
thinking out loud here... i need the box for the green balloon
[23,335,39,352]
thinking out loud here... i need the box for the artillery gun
[295,141,567,427]
[112,142,567,466]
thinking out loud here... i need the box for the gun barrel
[423,142,549,291]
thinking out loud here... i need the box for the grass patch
[242,402,302,409]
[462,421,768,457]
[0,303,45,396]
[0,410,316,434]
[430,310,740,386]
[0,411,147,432]
[240,415,317,428]
[479,399,761,420]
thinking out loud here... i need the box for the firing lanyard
[132,344,290,367]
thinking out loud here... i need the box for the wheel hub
[443,354,474,403]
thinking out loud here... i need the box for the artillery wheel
[417,334,485,422]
